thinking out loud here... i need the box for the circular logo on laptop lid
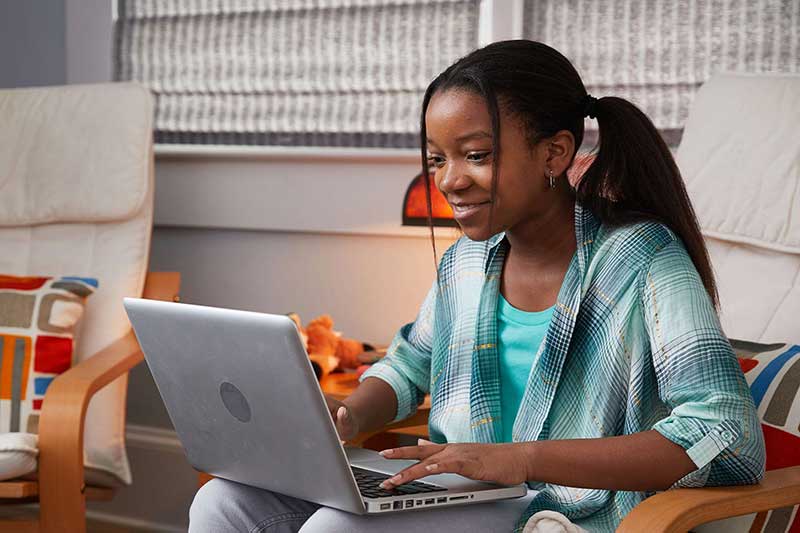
[219,381,251,423]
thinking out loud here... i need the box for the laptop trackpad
[345,446,506,492]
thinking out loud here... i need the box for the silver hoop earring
[547,169,556,189]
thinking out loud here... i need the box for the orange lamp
[401,172,456,227]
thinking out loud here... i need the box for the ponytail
[577,96,719,307]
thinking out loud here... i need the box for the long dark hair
[419,40,718,307]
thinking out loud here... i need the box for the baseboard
[86,509,186,533]
[126,423,184,453]
[86,423,195,531]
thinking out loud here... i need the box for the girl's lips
[451,201,490,221]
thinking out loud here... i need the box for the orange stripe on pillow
[0,335,15,399]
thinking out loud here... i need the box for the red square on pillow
[34,336,73,374]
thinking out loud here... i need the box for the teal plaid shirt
[361,203,765,532]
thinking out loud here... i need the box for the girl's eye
[467,151,491,163]
[427,155,445,168]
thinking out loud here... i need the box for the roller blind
[114,0,480,147]
[524,0,799,145]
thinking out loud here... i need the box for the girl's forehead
[426,90,491,131]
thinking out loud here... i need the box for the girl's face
[425,89,559,242]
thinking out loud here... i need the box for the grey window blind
[524,0,799,145]
[114,0,480,147]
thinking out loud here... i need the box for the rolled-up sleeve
[641,240,765,488]
[360,280,437,422]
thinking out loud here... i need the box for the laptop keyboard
[352,466,448,499]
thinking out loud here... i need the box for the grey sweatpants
[189,477,537,533]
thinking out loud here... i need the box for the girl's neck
[504,191,577,270]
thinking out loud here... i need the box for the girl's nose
[437,162,470,194]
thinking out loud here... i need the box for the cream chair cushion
[678,73,800,342]
[680,72,800,533]
[0,83,153,485]
[0,433,38,481]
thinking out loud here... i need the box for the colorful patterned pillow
[0,275,96,434]
[697,339,800,533]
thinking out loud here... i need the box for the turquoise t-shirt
[497,293,555,443]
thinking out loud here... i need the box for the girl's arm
[344,377,398,434]
[377,430,696,491]
[519,430,696,491]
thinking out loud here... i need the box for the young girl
[190,40,765,533]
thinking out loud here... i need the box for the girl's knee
[189,478,240,532]
[190,478,320,533]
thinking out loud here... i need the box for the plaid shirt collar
[470,202,603,443]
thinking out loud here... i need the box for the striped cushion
[0,274,96,434]
[698,340,800,532]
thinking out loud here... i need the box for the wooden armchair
[617,466,800,532]
[0,81,179,532]
[0,272,180,533]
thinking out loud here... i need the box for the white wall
[0,1,113,89]
[0,1,67,88]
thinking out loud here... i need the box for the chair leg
[38,427,87,533]
[39,484,86,533]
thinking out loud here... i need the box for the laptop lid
[123,298,365,513]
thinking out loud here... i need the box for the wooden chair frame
[0,272,181,533]
[617,465,800,532]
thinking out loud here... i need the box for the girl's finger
[335,406,353,439]
[421,458,467,477]
[379,460,442,489]
[379,444,443,460]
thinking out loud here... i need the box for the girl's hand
[323,394,360,442]
[377,442,529,489]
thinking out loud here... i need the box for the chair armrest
[38,272,181,465]
[141,271,181,302]
[38,332,143,483]
[36,272,180,528]
[617,466,800,533]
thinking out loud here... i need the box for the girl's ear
[545,130,576,178]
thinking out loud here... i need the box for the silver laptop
[123,298,527,514]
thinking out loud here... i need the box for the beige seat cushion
[0,83,154,485]
[677,73,800,342]
[0,433,37,482]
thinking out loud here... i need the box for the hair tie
[582,94,599,119]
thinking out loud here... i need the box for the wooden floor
[0,509,154,533]
[87,518,152,533]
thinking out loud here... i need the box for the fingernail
[337,406,346,418]
[379,449,393,456]
[425,463,438,472]
[379,481,389,489]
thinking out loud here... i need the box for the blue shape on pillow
[750,345,800,407]
[60,277,99,288]
[34,377,54,395]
